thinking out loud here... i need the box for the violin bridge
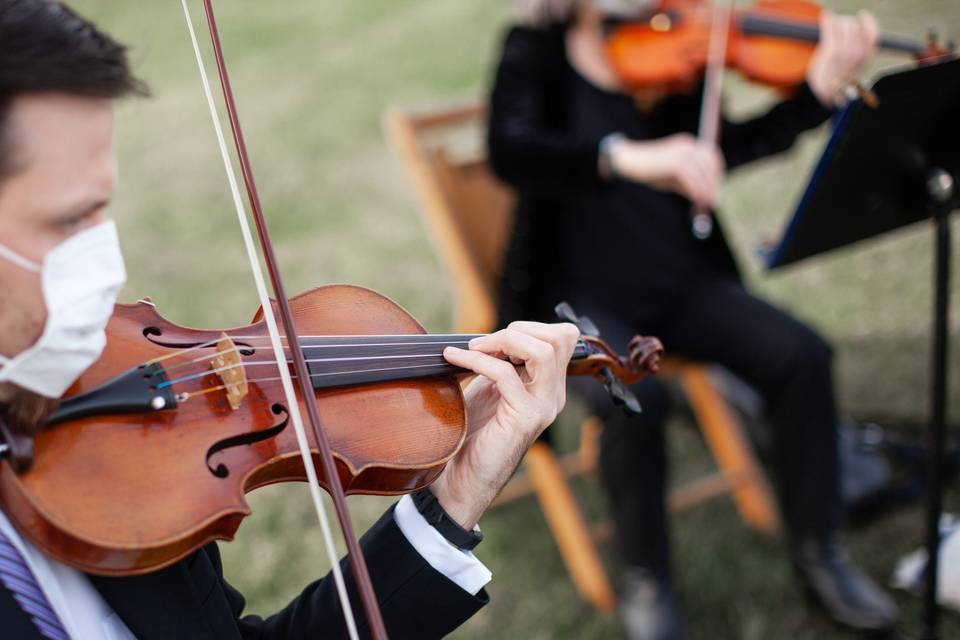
[211,333,248,411]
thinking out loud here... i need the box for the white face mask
[0,221,127,398]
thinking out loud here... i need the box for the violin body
[607,0,950,95]
[0,285,467,576]
[730,0,823,89]
[608,0,822,93]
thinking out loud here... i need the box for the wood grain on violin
[0,285,661,577]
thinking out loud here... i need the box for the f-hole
[143,326,256,355]
[205,403,289,478]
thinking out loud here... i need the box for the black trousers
[568,279,841,576]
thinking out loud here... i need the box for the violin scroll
[555,302,665,415]
[628,334,664,376]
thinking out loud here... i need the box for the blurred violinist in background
[488,0,896,637]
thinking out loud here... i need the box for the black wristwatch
[411,488,484,551]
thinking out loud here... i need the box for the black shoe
[619,569,684,640]
[792,534,898,633]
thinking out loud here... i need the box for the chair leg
[579,416,604,471]
[524,441,617,613]
[679,366,781,535]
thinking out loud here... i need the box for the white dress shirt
[0,494,491,639]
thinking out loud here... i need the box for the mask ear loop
[0,242,41,273]
[0,244,41,372]
[179,3,360,638]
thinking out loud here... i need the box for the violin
[605,0,954,96]
[0,285,662,577]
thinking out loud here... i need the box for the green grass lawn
[70,1,960,637]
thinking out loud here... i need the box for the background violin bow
[691,0,733,240]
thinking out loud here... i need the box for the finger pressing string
[443,346,528,407]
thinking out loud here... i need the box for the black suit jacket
[1,506,487,639]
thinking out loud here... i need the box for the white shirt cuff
[393,494,492,596]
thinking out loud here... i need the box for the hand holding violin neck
[432,322,580,530]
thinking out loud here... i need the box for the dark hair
[0,0,148,174]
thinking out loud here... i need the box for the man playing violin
[490,0,897,637]
[0,2,581,638]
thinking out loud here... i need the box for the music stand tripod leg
[922,169,955,640]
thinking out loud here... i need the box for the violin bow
[179,2,387,638]
[691,0,734,241]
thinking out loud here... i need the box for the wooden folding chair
[384,100,781,613]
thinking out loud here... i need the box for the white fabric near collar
[0,510,136,639]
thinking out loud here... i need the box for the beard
[0,381,59,437]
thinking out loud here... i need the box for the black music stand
[765,57,960,640]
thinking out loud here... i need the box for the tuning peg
[554,302,600,337]
[554,301,579,324]
[576,314,600,338]
[602,368,642,416]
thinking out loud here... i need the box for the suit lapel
[0,582,45,639]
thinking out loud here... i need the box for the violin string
[147,334,485,377]
[177,383,229,401]
[167,340,470,362]
[156,335,593,388]
[209,333,486,339]
[180,3,360,638]
[219,362,465,388]
[161,340,474,373]
[150,333,484,344]
[169,338,609,400]
[167,342,467,373]
[145,336,230,367]
[157,350,470,389]
[172,364,469,405]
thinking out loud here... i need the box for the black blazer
[1,506,487,639]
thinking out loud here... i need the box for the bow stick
[180,2,388,638]
[691,0,734,240]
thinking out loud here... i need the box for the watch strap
[411,488,484,551]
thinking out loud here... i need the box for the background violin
[605,0,956,239]
[605,0,955,95]
[0,285,662,577]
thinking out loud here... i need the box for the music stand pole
[763,57,960,637]
[921,169,955,640]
